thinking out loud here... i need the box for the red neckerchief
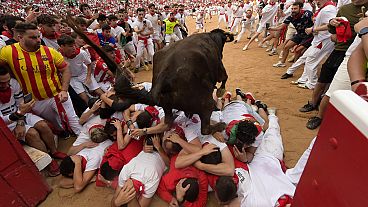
[269,2,276,6]
[314,1,335,18]
[144,106,160,126]
[293,9,305,19]
[0,88,12,104]
[58,47,81,59]
[336,19,352,43]
[1,31,12,39]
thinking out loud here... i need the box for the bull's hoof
[211,122,227,134]
[216,88,226,98]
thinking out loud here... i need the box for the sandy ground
[40,16,318,207]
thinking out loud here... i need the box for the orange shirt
[0,43,67,100]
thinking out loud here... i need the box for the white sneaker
[268,49,277,56]
[255,38,259,42]
[272,62,286,67]
[268,107,277,116]
[242,45,249,51]
[266,47,272,52]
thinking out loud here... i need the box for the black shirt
[284,10,314,37]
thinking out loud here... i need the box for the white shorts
[196,23,204,30]
[325,56,351,97]
[285,24,297,41]
[8,113,44,141]
[70,75,100,94]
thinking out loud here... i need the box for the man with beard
[270,2,314,67]
[0,22,82,136]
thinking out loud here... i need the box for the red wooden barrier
[0,118,51,207]
[293,85,368,207]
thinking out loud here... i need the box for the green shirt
[328,3,368,51]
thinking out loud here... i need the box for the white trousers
[164,33,180,46]
[230,17,241,33]
[218,14,227,27]
[135,39,154,68]
[286,39,335,88]
[32,94,82,134]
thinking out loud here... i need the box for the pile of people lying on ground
[1,0,367,206]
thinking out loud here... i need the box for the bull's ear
[225,32,234,42]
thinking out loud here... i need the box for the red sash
[54,95,72,132]
[138,36,149,46]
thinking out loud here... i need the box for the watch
[358,27,368,38]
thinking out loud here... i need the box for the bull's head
[224,32,235,42]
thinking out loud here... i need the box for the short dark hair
[148,3,155,9]
[0,63,10,76]
[118,9,127,14]
[164,5,170,9]
[163,139,182,155]
[182,178,199,202]
[37,14,57,25]
[100,161,119,181]
[200,148,222,164]
[136,111,153,129]
[236,120,258,146]
[102,45,115,53]
[75,17,87,26]
[108,15,118,21]
[4,15,25,31]
[57,34,75,46]
[97,14,107,22]
[104,120,117,136]
[136,8,145,13]
[79,3,90,13]
[215,176,238,203]
[14,22,38,35]
[292,1,304,8]
[60,156,75,178]
[101,23,111,31]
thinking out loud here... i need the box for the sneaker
[235,88,246,99]
[290,80,303,85]
[144,64,150,71]
[51,151,68,160]
[267,107,277,116]
[261,44,268,48]
[234,40,238,44]
[134,68,139,73]
[281,73,293,79]
[268,49,277,56]
[265,47,272,52]
[255,38,259,42]
[245,92,255,104]
[242,45,249,51]
[224,92,232,100]
[297,83,312,89]
[299,101,317,112]
[247,36,251,39]
[255,100,268,111]
[47,160,60,177]
[306,117,322,130]
[273,62,286,67]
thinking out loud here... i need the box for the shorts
[256,24,266,33]
[291,33,313,48]
[196,23,204,30]
[285,24,296,40]
[325,56,351,97]
[8,113,44,141]
[70,75,100,94]
[318,50,346,83]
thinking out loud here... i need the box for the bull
[151,29,234,135]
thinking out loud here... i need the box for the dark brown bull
[151,29,234,135]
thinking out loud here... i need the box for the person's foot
[273,61,286,67]
[234,40,238,44]
[267,107,277,116]
[51,151,68,160]
[281,73,293,79]
[242,45,249,51]
[279,51,283,59]
[235,88,246,99]
[255,100,268,112]
[268,49,277,56]
[247,36,251,39]
[297,83,313,89]
[306,116,322,129]
[245,92,256,104]
[255,38,259,42]
[134,68,139,73]
[290,80,303,85]
[47,160,60,177]
[299,101,317,112]
[265,47,272,52]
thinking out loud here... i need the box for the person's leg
[25,128,47,153]
[134,41,144,69]
[280,40,297,64]
[243,31,261,50]
[235,26,246,43]
[33,120,57,154]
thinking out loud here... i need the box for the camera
[280,3,284,10]
[32,5,40,12]
[146,136,153,146]
[143,20,147,24]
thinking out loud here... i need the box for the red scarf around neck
[314,1,335,18]
[58,47,81,59]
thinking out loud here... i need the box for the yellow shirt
[0,43,67,100]
[163,19,179,35]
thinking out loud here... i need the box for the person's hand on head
[201,143,218,155]
[233,146,248,163]
[176,178,190,203]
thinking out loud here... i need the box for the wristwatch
[358,27,368,38]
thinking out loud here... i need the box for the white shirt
[77,139,113,172]
[133,18,153,37]
[200,135,227,151]
[243,2,254,11]
[303,2,314,12]
[118,151,165,198]
[174,112,201,143]
[0,79,23,124]
[145,13,161,35]
[111,26,125,39]
[42,37,60,50]
[65,49,91,77]
[233,6,245,17]
[225,4,233,16]
[134,104,165,120]
[346,36,361,57]
[311,4,337,45]
[218,6,226,15]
